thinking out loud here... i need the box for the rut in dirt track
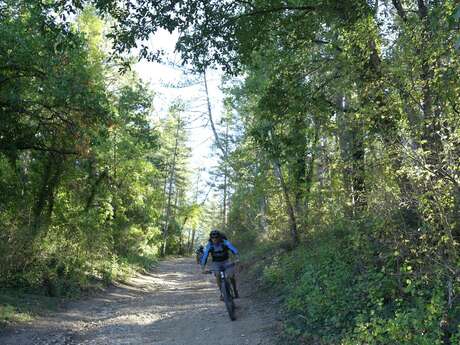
[0,257,278,345]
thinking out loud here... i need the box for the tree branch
[417,0,429,19]
[0,143,78,155]
[236,5,317,19]
[392,0,407,21]
[203,69,226,157]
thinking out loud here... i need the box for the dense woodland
[0,2,200,295]
[1,1,460,344]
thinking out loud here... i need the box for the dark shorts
[211,260,235,278]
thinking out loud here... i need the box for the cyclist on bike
[201,229,240,300]
[195,245,204,264]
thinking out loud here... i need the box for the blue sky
[133,29,224,204]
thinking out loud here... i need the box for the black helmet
[210,229,221,239]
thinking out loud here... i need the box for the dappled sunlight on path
[0,258,277,345]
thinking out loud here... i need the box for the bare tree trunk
[32,153,64,234]
[336,95,355,218]
[259,196,268,233]
[203,69,225,156]
[85,168,108,212]
[162,118,181,256]
[273,159,298,245]
[190,227,197,251]
[186,227,192,253]
[416,4,441,169]
[204,69,231,230]
[173,191,180,252]
[302,123,320,227]
[336,95,366,218]
[222,118,229,229]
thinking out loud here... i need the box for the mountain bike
[196,251,203,264]
[204,262,238,321]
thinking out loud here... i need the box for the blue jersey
[200,239,238,266]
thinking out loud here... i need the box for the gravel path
[0,257,277,345]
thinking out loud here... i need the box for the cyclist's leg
[225,263,238,298]
[230,276,239,298]
[215,273,222,290]
[211,261,224,300]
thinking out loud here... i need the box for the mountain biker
[201,229,240,300]
[195,245,204,264]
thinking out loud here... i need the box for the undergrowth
[246,218,460,345]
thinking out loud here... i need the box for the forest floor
[0,257,279,345]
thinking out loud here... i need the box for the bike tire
[222,279,236,321]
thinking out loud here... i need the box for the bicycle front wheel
[221,279,236,321]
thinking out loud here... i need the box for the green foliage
[344,294,445,345]
[0,2,191,300]
[195,1,460,343]
[261,223,365,341]
[0,288,60,327]
[260,219,456,345]
[0,305,32,327]
[2,1,460,343]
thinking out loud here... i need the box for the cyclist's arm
[200,243,211,267]
[223,240,239,255]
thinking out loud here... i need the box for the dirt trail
[0,257,278,345]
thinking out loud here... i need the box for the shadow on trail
[0,257,277,345]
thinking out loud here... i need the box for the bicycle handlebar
[202,261,237,274]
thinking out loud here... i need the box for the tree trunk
[32,153,64,234]
[336,95,366,218]
[190,227,197,251]
[302,123,320,227]
[222,118,229,229]
[85,168,108,212]
[273,159,298,245]
[161,118,181,256]
[203,69,225,156]
[259,195,268,233]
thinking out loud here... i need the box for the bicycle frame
[204,262,237,321]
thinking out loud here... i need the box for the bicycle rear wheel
[221,279,236,321]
